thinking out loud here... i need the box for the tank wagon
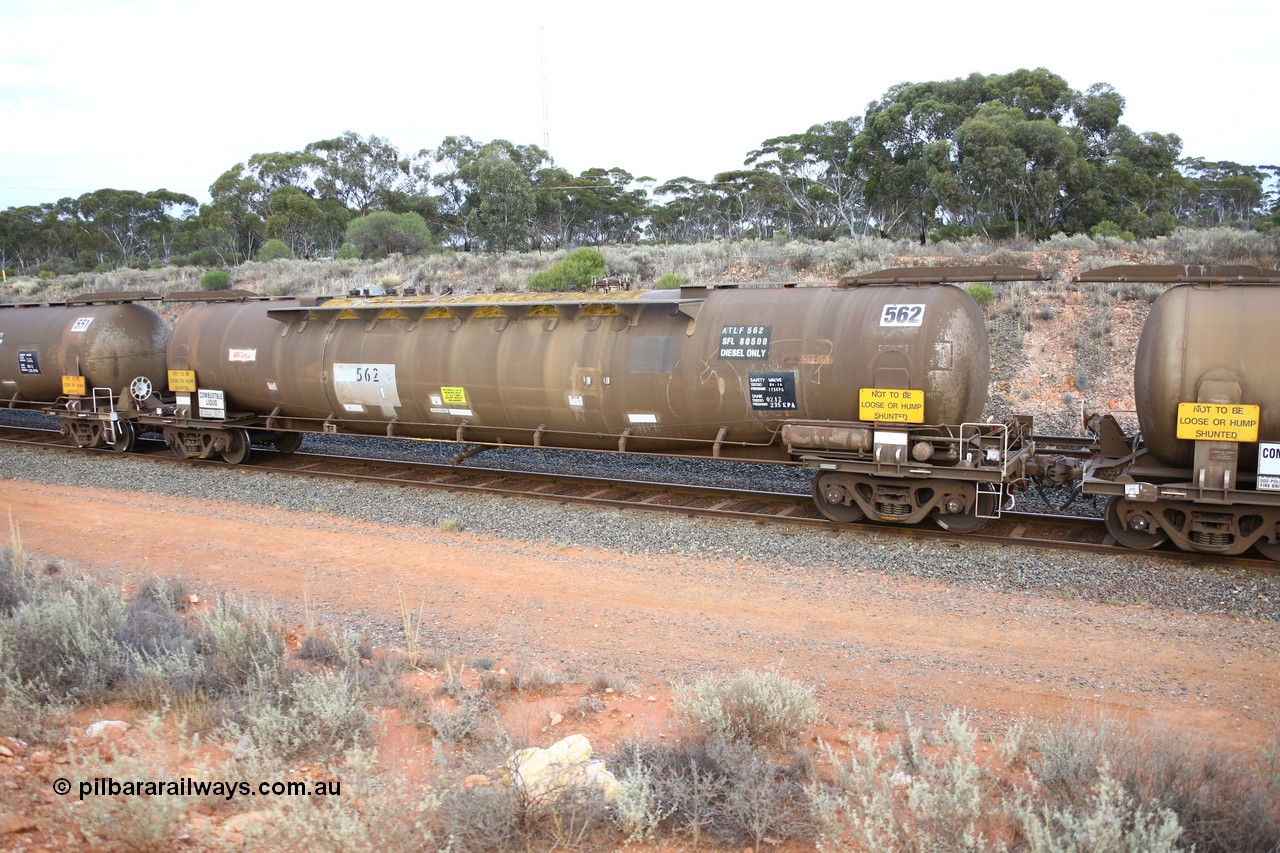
[1079,265,1280,559]
[10,263,1280,561]
[0,293,168,450]
[120,265,1041,531]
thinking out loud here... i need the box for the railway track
[0,420,1273,571]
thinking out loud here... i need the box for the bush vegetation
[345,211,433,259]
[198,269,229,290]
[527,247,606,292]
[256,238,295,261]
[2,544,1279,851]
[6,230,1280,308]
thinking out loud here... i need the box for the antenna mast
[540,27,550,154]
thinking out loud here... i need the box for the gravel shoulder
[1,444,1277,752]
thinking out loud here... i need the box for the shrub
[528,248,605,292]
[612,736,814,847]
[337,241,359,260]
[245,749,442,852]
[346,212,433,259]
[1090,220,1136,242]
[68,721,206,852]
[807,713,1001,851]
[1012,768,1182,853]
[199,269,230,291]
[0,573,129,702]
[655,273,686,289]
[256,238,294,262]
[965,284,996,305]
[672,669,819,748]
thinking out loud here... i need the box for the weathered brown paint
[0,302,168,405]
[1136,282,1280,468]
[170,284,988,460]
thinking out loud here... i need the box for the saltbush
[673,669,819,748]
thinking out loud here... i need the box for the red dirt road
[2,479,1276,750]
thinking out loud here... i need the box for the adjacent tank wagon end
[0,292,169,451]
[1078,265,1280,559]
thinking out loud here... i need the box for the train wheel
[1253,538,1280,562]
[812,473,866,523]
[931,506,990,533]
[220,429,253,465]
[272,431,303,455]
[1104,497,1168,550]
[108,421,136,453]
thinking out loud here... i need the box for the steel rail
[0,421,1274,571]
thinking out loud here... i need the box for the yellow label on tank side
[441,386,468,405]
[859,388,925,423]
[1176,402,1259,442]
[62,375,85,396]
[169,370,197,393]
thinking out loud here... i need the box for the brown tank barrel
[168,284,988,458]
[0,302,168,405]
[1135,283,1280,467]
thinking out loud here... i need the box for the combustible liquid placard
[1175,403,1259,442]
[859,388,924,423]
[1258,442,1280,491]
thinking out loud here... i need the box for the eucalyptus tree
[572,167,649,245]
[746,117,866,238]
[856,82,970,242]
[344,211,433,259]
[1095,128,1186,236]
[1176,158,1269,225]
[950,103,1078,238]
[71,188,197,267]
[431,137,550,251]
[0,205,66,271]
[650,177,724,243]
[306,131,412,216]
[471,147,536,251]
[710,169,787,239]
[530,165,578,249]
[265,186,345,258]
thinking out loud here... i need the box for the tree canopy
[3,70,1277,276]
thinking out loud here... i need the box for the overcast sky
[2,0,1277,211]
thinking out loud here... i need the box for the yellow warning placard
[1176,402,1260,442]
[62,375,85,396]
[168,370,197,392]
[859,388,925,423]
[441,386,468,405]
